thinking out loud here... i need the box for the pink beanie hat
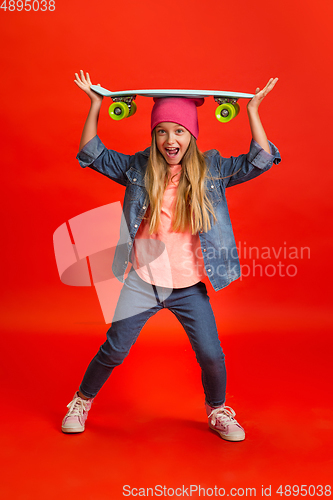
[151,97,204,140]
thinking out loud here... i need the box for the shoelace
[208,405,237,426]
[66,396,90,417]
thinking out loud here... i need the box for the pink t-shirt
[132,164,206,288]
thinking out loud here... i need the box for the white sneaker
[205,403,245,442]
[61,392,94,433]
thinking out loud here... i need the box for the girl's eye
[176,129,184,134]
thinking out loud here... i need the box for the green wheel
[128,101,137,117]
[215,103,236,123]
[109,102,129,120]
[233,102,240,117]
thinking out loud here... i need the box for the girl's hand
[247,77,278,113]
[74,70,103,104]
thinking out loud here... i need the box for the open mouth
[165,147,180,158]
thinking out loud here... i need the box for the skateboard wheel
[109,102,129,120]
[233,102,240,117]
[128,101,137,117]
[215,103,236,123]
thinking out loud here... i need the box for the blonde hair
[145,130,217,235]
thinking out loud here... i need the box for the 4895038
[1,0,55,11]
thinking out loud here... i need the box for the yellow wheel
[128,101,137,117]
[215,103,236,123]
[233,102,240,117]
[109,102,129,120]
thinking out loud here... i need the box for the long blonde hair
[145,130,217,235]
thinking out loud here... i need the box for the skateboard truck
[109,96,138,121]
[214,97,240,122]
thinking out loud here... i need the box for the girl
[62,71,281,441]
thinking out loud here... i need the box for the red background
[1,0,332,498]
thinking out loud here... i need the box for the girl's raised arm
[247,77,278,154]
[74,70,104,152]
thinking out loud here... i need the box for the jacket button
[128,241,132,246]
[143,206,146,210]
[207,268,211,272]
[133,178,137,182]
[203,249,207,252]
[125,261,128,264]
[134,224,138,228]
[211,185,214,189]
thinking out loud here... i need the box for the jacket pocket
[125,167,146,201]
[206,178,222,206]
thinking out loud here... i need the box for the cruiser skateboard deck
[90,85,254,123]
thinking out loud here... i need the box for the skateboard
[90,86,254,123]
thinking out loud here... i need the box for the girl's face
[155,122,191,165]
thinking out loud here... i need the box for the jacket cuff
[76,135,106,168]
[247,139,281,169]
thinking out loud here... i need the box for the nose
[166,133,176,144]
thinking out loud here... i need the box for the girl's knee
[198,343,224,362]
[99,342,130,367]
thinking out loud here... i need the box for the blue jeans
[80,269,226,407]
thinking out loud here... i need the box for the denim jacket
[77,135,281,291]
